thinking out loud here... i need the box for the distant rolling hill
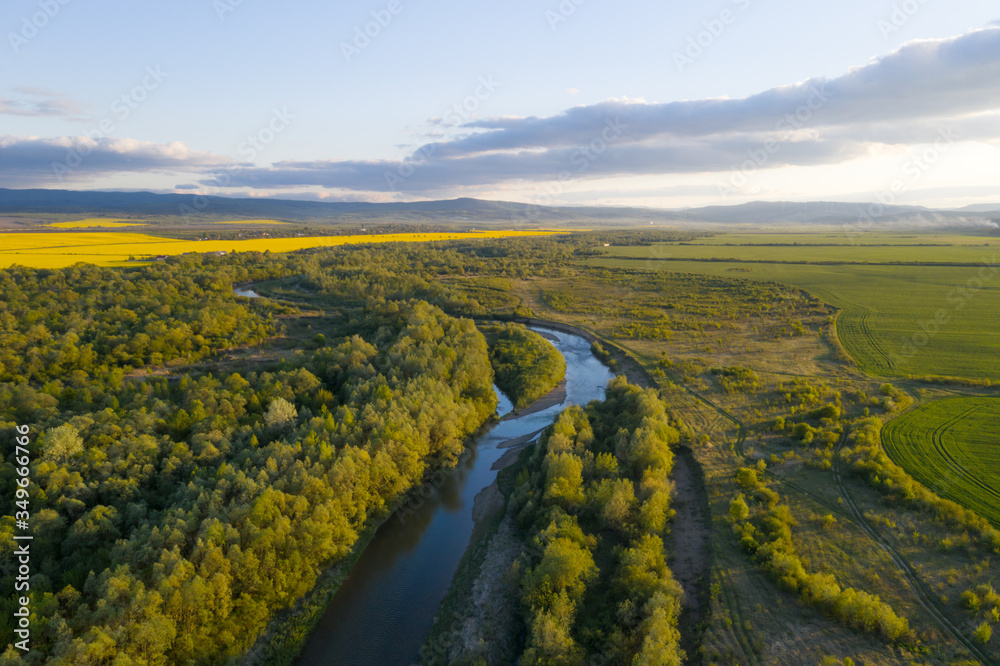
[0,189,996,229]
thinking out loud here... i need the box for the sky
[1,0,999,209]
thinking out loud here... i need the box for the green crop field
[883,397,1000,526]
[593,244,1000,381]
[677,232,997,247]
[608,238,998,264]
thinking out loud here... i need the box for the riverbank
[419,366,577,664]
[240,411,504,666]
[457,317,714,662]
[287,327,609,665]
[420,447,530,666]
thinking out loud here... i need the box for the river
[234,287,261,298]
[294,327,615,666]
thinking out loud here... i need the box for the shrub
[974,621,992,645]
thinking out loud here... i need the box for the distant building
[155,255,168,261]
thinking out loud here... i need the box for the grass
[666,231,998,248]
[0,230,564,269]
[883,397,1000,527]
[509,263,1000,663]
[592,257,1000,382]
[606,241,998,264]
[47,218,144,228]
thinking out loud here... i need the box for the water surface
[295,327,613,666]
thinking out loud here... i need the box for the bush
[809,404,841,420]
[974,621,992,645]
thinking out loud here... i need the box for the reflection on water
[295,328,614,666]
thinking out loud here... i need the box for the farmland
[0,229,562,268]
[499,243,1000,664]
[47,218,293,228]
[607,238,999,265]
[883,397,1000,526]
[47,219,144,228]
[594,235,1000,381]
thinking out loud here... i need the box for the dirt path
[668,447,712,658]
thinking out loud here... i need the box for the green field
[674,232,997,247]
[593,251,1000,381]
[608,240,998,264]
[883,397,1000,526]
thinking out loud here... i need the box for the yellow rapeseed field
[0,230,562,269]
[48,219,145,228]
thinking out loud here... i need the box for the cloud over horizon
[3,27,999,200]
[0,136,232,187]
[209,27,1000,195]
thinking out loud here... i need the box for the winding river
[294,327,615,666]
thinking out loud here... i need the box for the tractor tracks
[675,370,990,663]
[833,434,991,664]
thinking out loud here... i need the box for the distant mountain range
[0,188,997,228]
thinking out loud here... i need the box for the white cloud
[0,135,232,187]
[0,88,87,119]
[206,27,1000,195]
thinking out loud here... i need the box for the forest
[0,254,506,663]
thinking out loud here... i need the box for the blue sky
[2,0,999,208]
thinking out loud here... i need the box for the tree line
[508,378,685,665]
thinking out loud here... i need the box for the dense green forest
[0,263,275,385]
[509,377,684,665]
[485,324,566,410]
[0,250,509,663]
[0,231,704,664]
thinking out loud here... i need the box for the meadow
[883,397,1000,527]
[594,241,1000,382]
[0,229,562,268]
[607,237,998,265]
[675,232,997,246]
[505,257,1000,664]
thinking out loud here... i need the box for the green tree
[264,397,297,430]
[40,424,84,463]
